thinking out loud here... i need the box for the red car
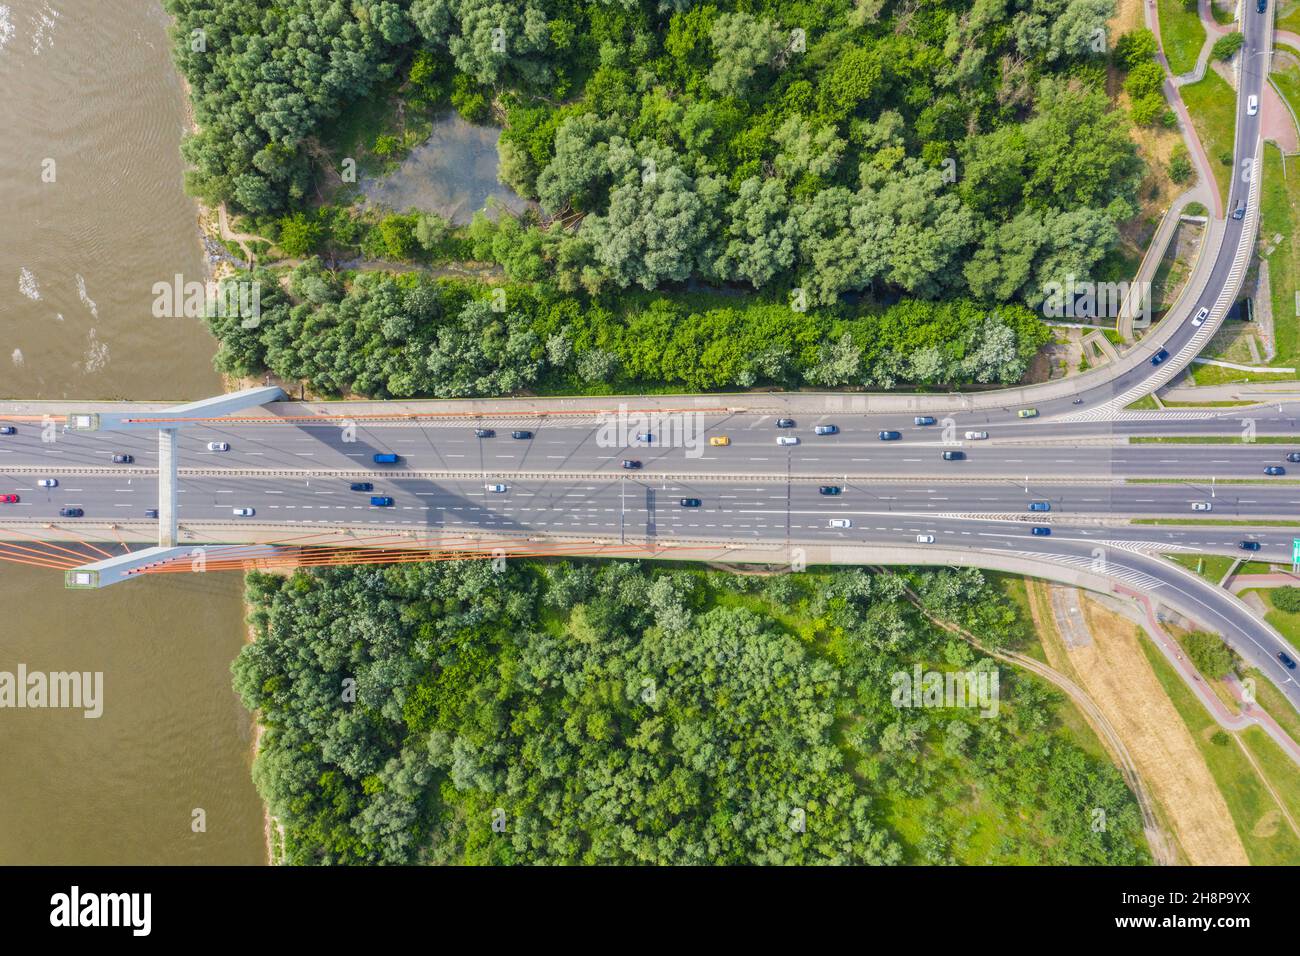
[0,494,18,503]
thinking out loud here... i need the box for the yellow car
[709,436,730,446]
[1017,408,1039,419]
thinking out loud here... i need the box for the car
[486,483,507,493]
[635,432,654,443]
[818,486,841,496]
[206,442,229,452]
[1191,501,1213,511]
[828,518,852,529]
[370,496,394,507]
[1280,652,1297,671]
[1288,452,1300,463]
[1265,465,1287,476]
[916,535,935,544]
[59,506,83,517]
[1030,526,1052,536]
[813,424,839,435]
[1232,199,1246,221]
[1248,94,1259,116]
[777,436,800,446]
[1017,408,1038,419]
[0,494,18,504]
[709,436,730,447]
[914,416,936,426]
[373,452,399,464]
[0,426,14,435]
[1191,306,1209,326]
[1259,0,1268,13]
[775,418,795,428]
[511,430,532,440]
[1150,348,1169,366]
[679,498,702,508]
[1028,501,1051,513]
[232,507,255,517]
[349,482,373,492]
[145,509,158,519]
[942,450,965,461]
[621,459,642,469]
[878,430,902,441]
[474,428,495,438]
[111,453,134,464]
[1240,540,1262,551]
[964,430,989,440]
[36,479,57,488]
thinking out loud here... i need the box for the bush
[1212,33,1245,61]
[277,212,324,257]
[1273,586,1300,613]
[1169,145,1192,184]
[1115,28,1159,69]
[1185,631,1237,679]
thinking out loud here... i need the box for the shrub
[1185,631,1237,679]
[1273,586,1300,613]
[1212,33,1245,61]
[1169,145,1192,184]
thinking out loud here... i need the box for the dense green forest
[167,0,1141,308]
[209,259,1048,395]
[235,560,1150,864]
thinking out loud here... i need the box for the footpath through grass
[1159,0,1209,75]
[1258,143,1300,372]
[1181,69,1238,212]
[1137,634,1300,863]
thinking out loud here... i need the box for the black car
[679,498,702,507]
[1265,466,1286,476]
[621,459,642,469]
[878,430,902,441]
[818,486,841,496]
[145,509,159,518]
[349,482,373,492]
[511,430,532,440]
[59,507,84,518]
[1240,540,1262,551]
[775,418,795,428]
[1259,0,1268,14]
[474,428,495,438]
[111,453,134,464]
[942,450,965,461]
[1150,348,1169,366]
[1280,652,1297,671]
[1287,452,1300,462]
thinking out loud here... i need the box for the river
[0,1,265,863]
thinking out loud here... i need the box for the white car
[1192,501,1213,512]
[776,436,800,446]
[486,483,507,493]
[207,441,229,452]
[829,518,852,529]
[964,431,989,440]
[1191,306,1209,327]
[1248,94,1259,116]
[37,478,57,488]
[916,534,935,544]
[232,507,254,517]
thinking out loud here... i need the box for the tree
[1185,631,1237,679]
[1212,32,1245,60]
[278,212,324,257]
[718,177,797,287]
[707,12,787,99]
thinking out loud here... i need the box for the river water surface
[0,1,265,863]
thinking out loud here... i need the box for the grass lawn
[1181,69,1238,211]
[1280,0,1300,35]
[1257,143,1300,373]
[1244,663,1300,746]
[1164,552,1240,581]
[1159,0,1209,75]
[1239,726,1300,828]
[1246,586,1300,645]
[1130,435,1300,444]
[1137,633,1300,863]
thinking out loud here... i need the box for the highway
[0,6,1293,707]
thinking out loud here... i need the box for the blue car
[1030,527,1051,536]
[878,430,902,441]
[350,482,373,492]
[373,453,399,464]
[1265,466,1286,476]
[1028,501,1051,513]
[370,496,394,507]
[914,416,936,426]
[814,424,839,435]
[1150,348,1169,366]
